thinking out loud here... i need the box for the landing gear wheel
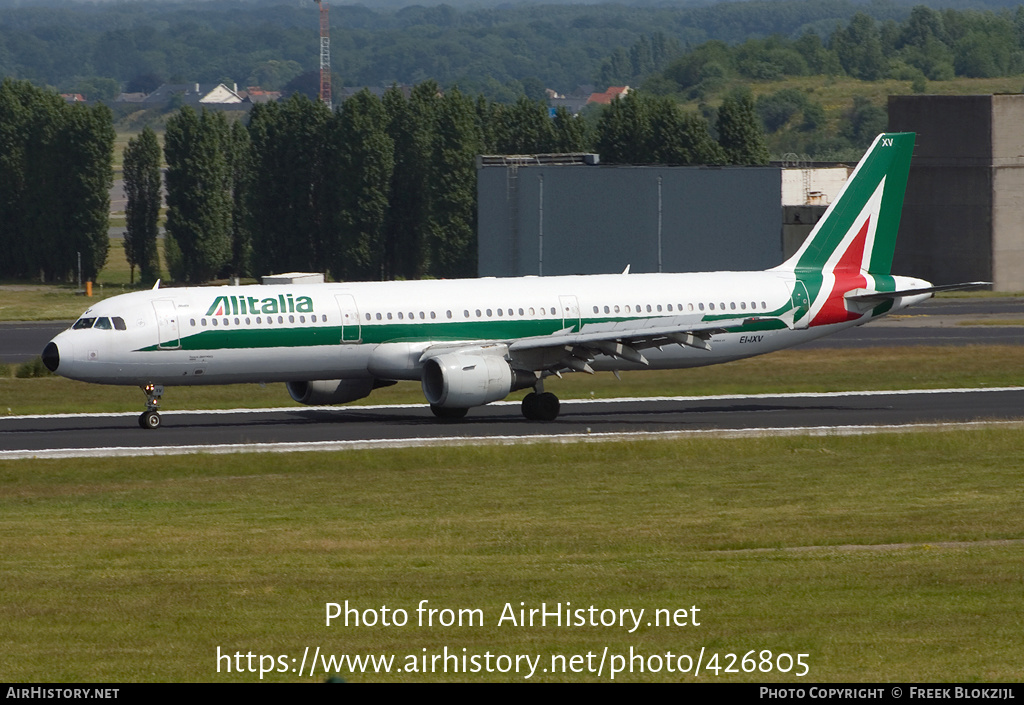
[139,383,164,429]
[430,405,468,420]
[522,392,560,421]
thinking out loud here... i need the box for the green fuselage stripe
[137,314,791,353]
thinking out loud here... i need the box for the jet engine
[286,378,378,405]
[421,352,536,408]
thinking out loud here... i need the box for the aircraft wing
[503,314,764,374]
[417,313,785,374]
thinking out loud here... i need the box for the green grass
[1,345,1021,416]
[1,430,1022,682]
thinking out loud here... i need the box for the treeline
[0,78,113,282]
[635,5,1024,94]
[124,85,769,285]
[0,0,944,100]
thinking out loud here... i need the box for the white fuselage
[45,270,931,388]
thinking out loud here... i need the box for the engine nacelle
[286,378,377,406]
[421,353,514,408]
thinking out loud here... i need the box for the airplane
[41,132,984,429]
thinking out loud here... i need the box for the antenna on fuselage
[152,279,161,290]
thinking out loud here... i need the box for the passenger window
[212,318,219,326]
[202,319,208,327]
[189,319,196,327]
[709,303,715,311]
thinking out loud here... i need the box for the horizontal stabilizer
[846,282,990,305]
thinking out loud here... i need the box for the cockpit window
[94,317,112,330]
[72,318,96,330]
[112,317,126,330]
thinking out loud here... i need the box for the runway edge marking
[3,420,1024,460]
[3,386,1024,422]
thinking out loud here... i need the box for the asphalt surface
[2,388,1022,458]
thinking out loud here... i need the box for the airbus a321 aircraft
[42,132,982,428]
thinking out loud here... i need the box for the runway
[3,387,1022,459]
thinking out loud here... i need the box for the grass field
[1,430,1022,682]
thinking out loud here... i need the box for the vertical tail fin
[777,132,915,276]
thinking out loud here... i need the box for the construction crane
[316,0,331,110]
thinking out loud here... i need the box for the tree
[163,106,233,283]
[122,126,162,284]
[327,90,395,281]
[426,88,480,279]
[717,90,770,165]
[383,82,437,280]
[831,13,887,81]
[595,92,652,164]
[0,80,113,282]
[492,96,556,155]
[228,121,252,279]
[245,94,332,277]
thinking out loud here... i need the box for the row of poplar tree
[0,79,115,282]
[126,83,767,285]
[0,77,769,285]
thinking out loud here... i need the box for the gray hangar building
[476,155,784,278]
[890,93,1024,291]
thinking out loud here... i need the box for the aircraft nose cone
[42,341,60,372]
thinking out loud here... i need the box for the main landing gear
[138,383,164,429]
[521,389,560,421]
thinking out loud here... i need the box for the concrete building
[889,94,1024,291]
[477,155,783,277]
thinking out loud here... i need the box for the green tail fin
[779,132,915,276]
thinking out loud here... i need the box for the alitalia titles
[206,294,314,317]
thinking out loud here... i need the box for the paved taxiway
[2,388,1023,459]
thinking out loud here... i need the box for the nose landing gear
[139,383,164,429]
